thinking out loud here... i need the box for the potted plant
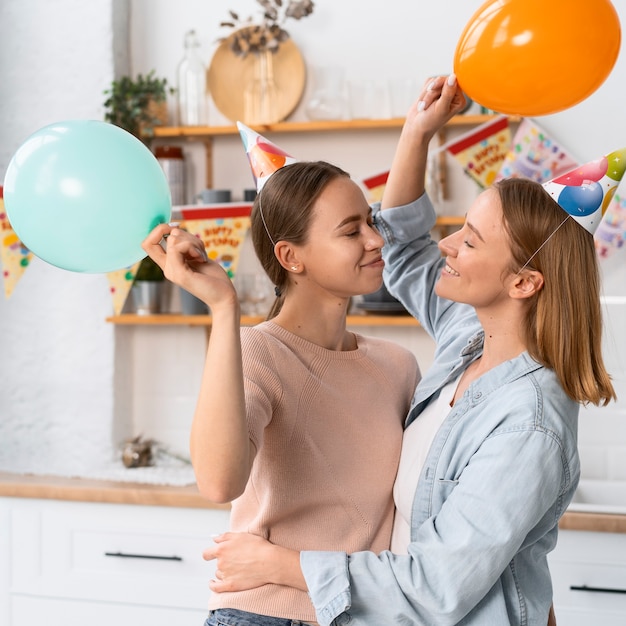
[103,70,175,140]
[131,255,166,315]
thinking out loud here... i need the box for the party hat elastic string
[515,214,570,275]
[257,193,276,247]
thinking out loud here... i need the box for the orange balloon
[454,0,621,116]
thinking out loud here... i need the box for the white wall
[0,0,129,475]
[1,0,625,481]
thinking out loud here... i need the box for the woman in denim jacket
[204,76,616,625]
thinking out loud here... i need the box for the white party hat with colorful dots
[542,148,626,234]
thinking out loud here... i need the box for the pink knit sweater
[208,321,420,622]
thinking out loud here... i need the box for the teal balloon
[3,120,171,273]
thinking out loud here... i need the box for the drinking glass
[236,273,272,316]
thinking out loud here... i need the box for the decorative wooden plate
[207,27,306,124]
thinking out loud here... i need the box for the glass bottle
[243,48,280,125]
[177,30,208,126]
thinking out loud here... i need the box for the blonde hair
[495,178,615,406]
[250,161,349,319]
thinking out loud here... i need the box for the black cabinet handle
[570,584,626,595]
[105,551,183,561]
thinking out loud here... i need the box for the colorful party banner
[363,171,390,203]
[444,116,511,188]
[177,204,252,280]
[495,118,578,183]
[0,186,34,298]
[107,262,141,315]
[595,193,626,259]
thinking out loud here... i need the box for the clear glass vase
[243,48,280,125]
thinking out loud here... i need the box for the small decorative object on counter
[177,29,208,126]
[155,145,186,206]
[121,435,155,468]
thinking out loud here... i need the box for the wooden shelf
[150,115,515,139]
[149,114,519,193]
[106,313,420,327]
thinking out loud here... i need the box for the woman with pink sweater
[142,153,420,625]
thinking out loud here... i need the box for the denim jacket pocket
[436,478,459,494]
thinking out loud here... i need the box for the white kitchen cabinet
[0,497,230,626]
[549,529,626,625]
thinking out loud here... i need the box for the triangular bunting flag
[444,116,511,188]
[496,118,579,183]
[0,187,34,298]
[107,262,141,315]
[179,205,252,280]
[363,171,390,203]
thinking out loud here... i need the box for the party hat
[542,147,626,234]
[237,121,297,192]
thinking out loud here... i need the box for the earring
[291,266,298,271]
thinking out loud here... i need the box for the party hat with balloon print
[542,147,626,234]
[237,121,297,192]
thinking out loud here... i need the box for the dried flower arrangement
[221,0,314,58]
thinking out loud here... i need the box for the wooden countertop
[559,510,626,533]
[0,471,229,510]
[1,472,624,532]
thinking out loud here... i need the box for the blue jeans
[205,608,322,626]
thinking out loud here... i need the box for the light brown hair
[250,161,349,319]
[495,177,615,406]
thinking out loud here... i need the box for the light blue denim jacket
[300,194,580,625]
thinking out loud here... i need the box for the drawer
[10,499,229,609]
[549,529,626,619]
[550,559,626,613]
[12,594,208,626]
[550,607,626,626]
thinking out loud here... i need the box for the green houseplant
[134,255,165,282]
[132,255,166,315]
[103,70,175,140]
